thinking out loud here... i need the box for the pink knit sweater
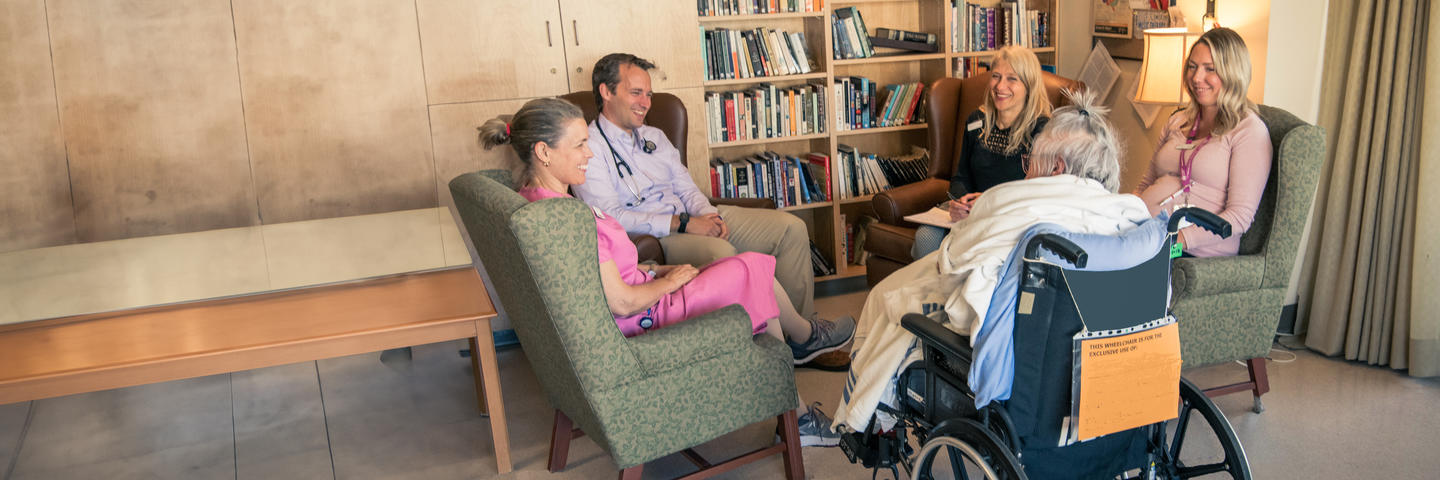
[1135,111,1272,257]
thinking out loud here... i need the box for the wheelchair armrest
[900,313,972,361]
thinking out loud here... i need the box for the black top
[948,110,1049,198]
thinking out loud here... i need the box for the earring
[542,160,551,167]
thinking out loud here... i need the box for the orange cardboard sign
[1075,322,1182,439]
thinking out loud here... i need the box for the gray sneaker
[788,315,856,364]
[797,402,841,447]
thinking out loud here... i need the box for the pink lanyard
[1177,121,1212,194]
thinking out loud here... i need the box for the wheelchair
[839,208,1251,480]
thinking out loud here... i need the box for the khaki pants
[658,205,814,317]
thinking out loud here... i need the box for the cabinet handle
[545,21,552,47]
[572,20,579,46]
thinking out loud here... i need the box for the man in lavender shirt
[572,53,818,324]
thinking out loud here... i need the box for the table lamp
[1134,27,1199,106]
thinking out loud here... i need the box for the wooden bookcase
[695,0,1058,282]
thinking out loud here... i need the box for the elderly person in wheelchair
[830,89,1251,479]
[833,89,1150,433]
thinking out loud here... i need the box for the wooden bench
[0,266,512,474]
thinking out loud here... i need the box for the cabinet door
[557,0,703,92]
[416,0,569,103]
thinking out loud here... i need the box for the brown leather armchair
[558,91,775,264]
[863,73,1083,286]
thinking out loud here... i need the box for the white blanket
[833,175,1151,432]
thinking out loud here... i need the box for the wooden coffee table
[0,266,513,474]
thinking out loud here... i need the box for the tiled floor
[3,287,1439,479]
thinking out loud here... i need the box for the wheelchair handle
[1170,207,1232,238]
[1024,234,1088,268]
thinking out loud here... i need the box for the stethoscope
[596,123,657,207]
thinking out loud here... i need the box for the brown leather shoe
[796,349,850,372]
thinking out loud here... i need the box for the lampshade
[1134,28,1199,106]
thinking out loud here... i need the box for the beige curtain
[1298,0,1436,377]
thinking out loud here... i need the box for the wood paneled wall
[0,0,538,252]
[233,0,434,224]
[49,0,258,242]
[1,0,75,252]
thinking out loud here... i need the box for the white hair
[1028,88,1123,192]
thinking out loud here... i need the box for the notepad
[903,206,955,229]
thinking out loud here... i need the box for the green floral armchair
[448,170,804,479]
[1172,105,1326,412]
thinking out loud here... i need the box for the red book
[724,95,737,142]
[805,152,832,200]
[902,82,924,125]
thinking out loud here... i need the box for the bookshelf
[695,0,1058,282]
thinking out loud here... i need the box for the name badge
[1175,143,1196,151]
[590,205,607,219]
[967,120,983,131]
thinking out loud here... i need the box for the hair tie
[1079,109,1090,117]
[505,123,511,136]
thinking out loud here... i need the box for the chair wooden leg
[548,409,573,472]
[468,337,487,416]
[618,465,643,480]
[1247,357,1270,413]
[778,410,805,480]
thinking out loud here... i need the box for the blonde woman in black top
[911,46,1054,259]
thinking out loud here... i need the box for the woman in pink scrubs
[475,98,854,356]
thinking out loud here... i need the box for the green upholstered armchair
[1173,105,1325,413]
[449,170,804,479]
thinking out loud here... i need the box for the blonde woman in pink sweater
[1135,27,1272,257]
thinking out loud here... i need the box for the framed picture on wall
[1093,0,1135,38]
[1095,1,1176,60]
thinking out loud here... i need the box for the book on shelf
[834,78,924,130]
[809,241,835,276]
[951,0,1050,53]
[875,27,937,45]
[875,82,925,127]
[836,145,931,199]
[703,27,813,81]
[850,215,877,265]
[705,83,825,144]
[868,36,940,53]
[710,151,831,208]
[698,0,824,17]
[955,57,990,78]
[831,6,874,59]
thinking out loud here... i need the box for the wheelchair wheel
[1142,378,1251,479]
[911,418,1025,480]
